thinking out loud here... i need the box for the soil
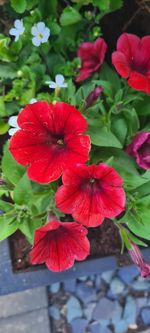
[9,219,127,272]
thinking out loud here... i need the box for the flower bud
[86,86,103,108]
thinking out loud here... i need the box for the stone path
[0,287,51,333]
[1,268,150,333]
[48,267,150,333]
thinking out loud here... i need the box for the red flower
[129,243,150,278]
[30,219,90,272]
[55,164,125,227]
[76,38,107,82]
[126,132,150,170]
[112,33,150,94]
[9,101,91,184]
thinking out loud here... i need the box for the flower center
[38,33,43,39]
[89,178,95,183]
[57,139,64,146]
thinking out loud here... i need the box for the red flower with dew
[30,219,90,272]
[55,164,126,228]
[112,33,150,94]
[76,38,107,82]
[9,101,91,184]
[129,243,150,278]
[126,132,150,170]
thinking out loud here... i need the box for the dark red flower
[112,33,150,94]
[30,219,90,272]
[129,243,150,278]
[76,38,107,82]
[126,132,150,170]
[86,86,103,108]
[55,164,125,228]
[9,101,91,184]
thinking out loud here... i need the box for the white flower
[8,116,20,136]
[29,98,37,104]
[31,22,50,47]
[9,19,25,42]
[46,74,68,89]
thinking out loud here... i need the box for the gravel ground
[48,266,150,333]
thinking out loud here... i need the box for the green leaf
[0,63,18,79]
[10,0,27,13]
[0,97,6,116]
[19,218,43,244]
[121,196,150,241]
[0,200,14,212]
[111,117,127,146]
[134,94,150,116]
[0,214,18,241]
[88,125,122,148]
[13,174,33,206]
[2,144,25,186]
[0,121,9,134]
[60,6,82,26]
[93,0,110,10]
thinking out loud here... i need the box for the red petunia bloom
[76,38,107,82]
[112,33,150,94]
[9,101,91,184]
[30,219,90,272]
[55,164,126,228]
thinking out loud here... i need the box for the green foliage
[60,7,82,26]
[2,144,25,186]
[93,0,123,12]
[10,0,27,13]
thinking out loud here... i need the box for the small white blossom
[46,74,68,89]
[29,98,37,104]
[31,22,50,47]
[8,116,20,136]
[9,19,25,42]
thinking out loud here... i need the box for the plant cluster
[0,0,150,275]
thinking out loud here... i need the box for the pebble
[49,282,60,293]
[84,302,96,321]
[110,277,125,296]
[76,282,97,304]
[63,279,76,293]
[118,266,139,284]
[111,301,123,325]
[95,275,102,290]
[49,305,60,321]
[78,276,87,282]
[70,318,88,333]
[101,270,114,284]
[141,307,150,325]
[92,297,114,324]
[123,296,137,325]
[89,322,112,333]
[66,296,82,323]
[114,319,129,333]
[132,279,150,291]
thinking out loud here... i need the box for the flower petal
[30,220,90,272]
[37,21,46,32]
[31,25,38,36]
[8,116,18,127]
[9,28,17,36]
[32,37,41,46]
[112,51,131,78]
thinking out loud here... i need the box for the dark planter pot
[0,238,150,296]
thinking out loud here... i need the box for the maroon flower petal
[126,132,150,170]
[76,38,107,82]
[30,219,90,272]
